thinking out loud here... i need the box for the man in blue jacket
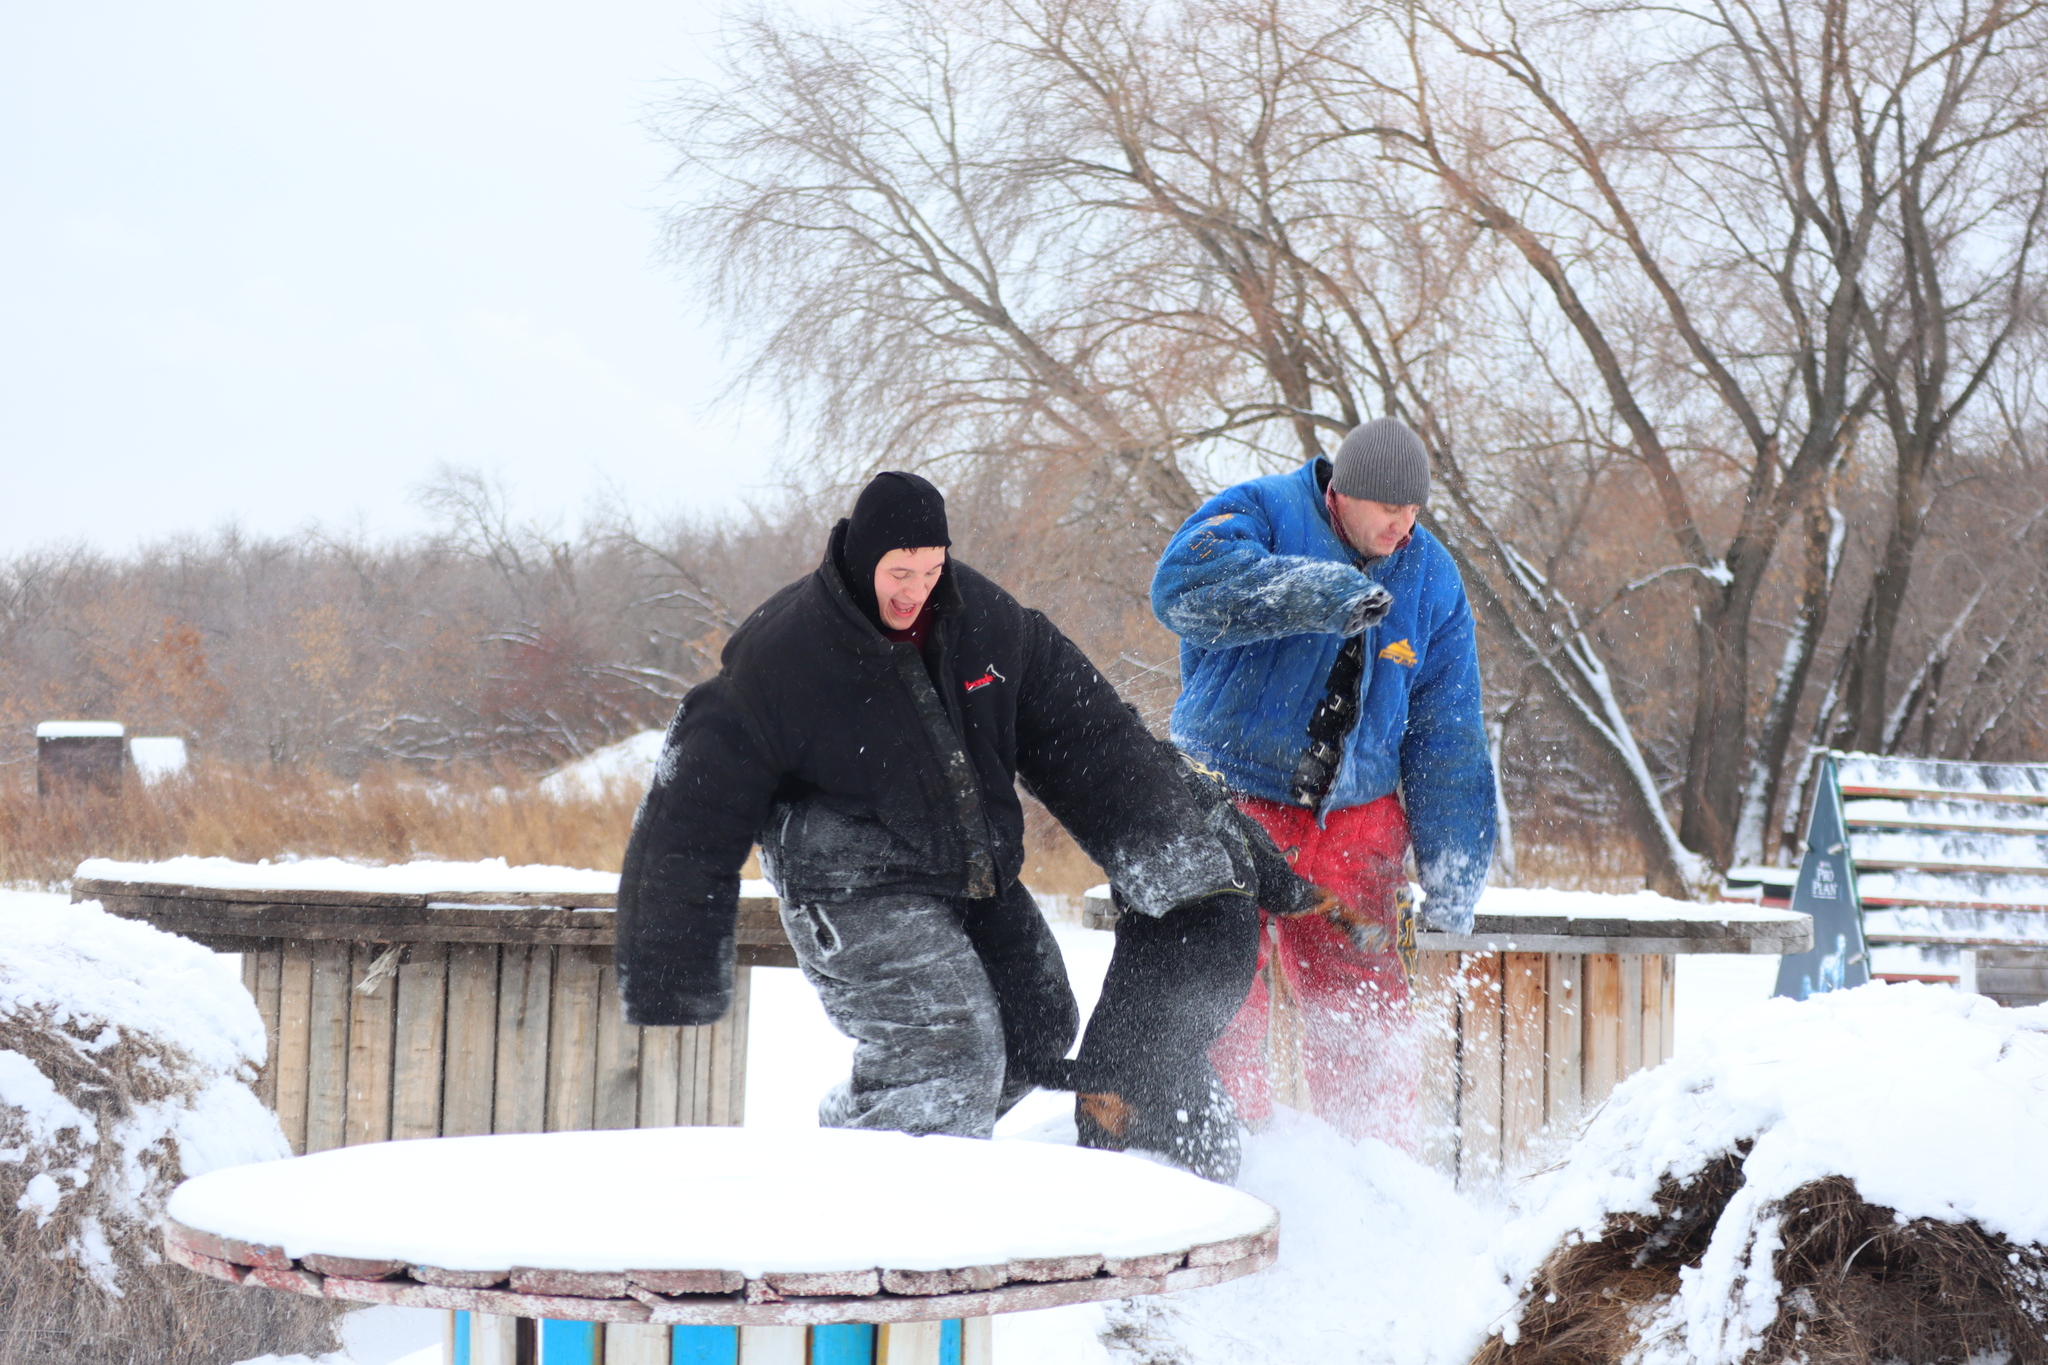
[1151,417,1496,1143]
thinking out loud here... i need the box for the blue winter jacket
[1152,458,1496,930]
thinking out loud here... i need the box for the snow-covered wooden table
[165,1127,1278,1365]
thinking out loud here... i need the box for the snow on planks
[1835,752,2048,1004]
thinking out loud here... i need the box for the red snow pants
[1208,793,1419,1148]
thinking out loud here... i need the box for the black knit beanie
[1330,417,1430,506]
[838,472,951,628]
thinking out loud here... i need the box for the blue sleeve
[1399,584,1496,932]
[1151,496,1380,648]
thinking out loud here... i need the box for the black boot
[1074,1062,1242,1184]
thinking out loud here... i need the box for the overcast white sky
[1,0,796,557]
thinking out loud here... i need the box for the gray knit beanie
[1330,417,1430,505]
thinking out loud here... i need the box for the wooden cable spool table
[164,1127,1279,1365]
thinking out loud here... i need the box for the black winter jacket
[616,523,1246,1026]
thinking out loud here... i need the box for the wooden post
[344,943,398,1146]
[812,1326,877,1365]
[1638,954,1666,1071]
[441,945,499,1137]
[1458,953,1504,1185]
[392,943,450,1141]
[876,1321,944,1365]
[1543,952,1582,1131]
[962,1317,994,1365]
[493,945,554,1135]
[243,947,284,1112]
[639,1025,682,1128]
[545,946,603,1132]
[1618,953,1644,1078]
[304,940,353,1153]
[1500,953,1546,1164]
[1411,952,1461,1176]
[592,958,640,1129]
[738,1324,808,1364]
[276,941,314,1154]
[603,1324,673,1365]
[1659,953,1676,1063]
[468,1313,521,1365]
[1582,954,1623,1105]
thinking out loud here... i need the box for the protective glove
[1341,584,1395,636]
[1278,884,1394,955]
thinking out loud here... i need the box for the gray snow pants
[779,880,1079,1139]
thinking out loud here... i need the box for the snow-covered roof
[34,720,125,739]
[166,1127,1276,1276]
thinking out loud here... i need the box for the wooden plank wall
[240,943,751,1153]
[1414,950,1676,1185]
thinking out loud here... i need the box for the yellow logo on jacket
[1379,638,1418,667]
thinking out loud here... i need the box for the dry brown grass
[0,761,644,889]
[1476,1154,2048,1365]
[1,760,1101,896]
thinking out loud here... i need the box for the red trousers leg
[1207,794,1420,1148]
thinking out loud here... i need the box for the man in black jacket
[616,473,1276,1175]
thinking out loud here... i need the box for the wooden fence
[74,874,794,1153]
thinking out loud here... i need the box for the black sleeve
[1011,611,1243,918]
[615,677,784,1026]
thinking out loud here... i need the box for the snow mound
[168,1126,1274,1275]
[1481,984,2048,1365]
[1,890,335,1360]
[1,893,286,1287]
[538,729,665,801]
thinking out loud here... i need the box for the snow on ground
[538,729,667,801]
[234,1304,445,1365]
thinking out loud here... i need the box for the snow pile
[538,729,665,801]
[1479,984,2048,1365]
[1,890,335,1362]
[1,893,285,1285]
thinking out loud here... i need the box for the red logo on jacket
[964,664,1007,693]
